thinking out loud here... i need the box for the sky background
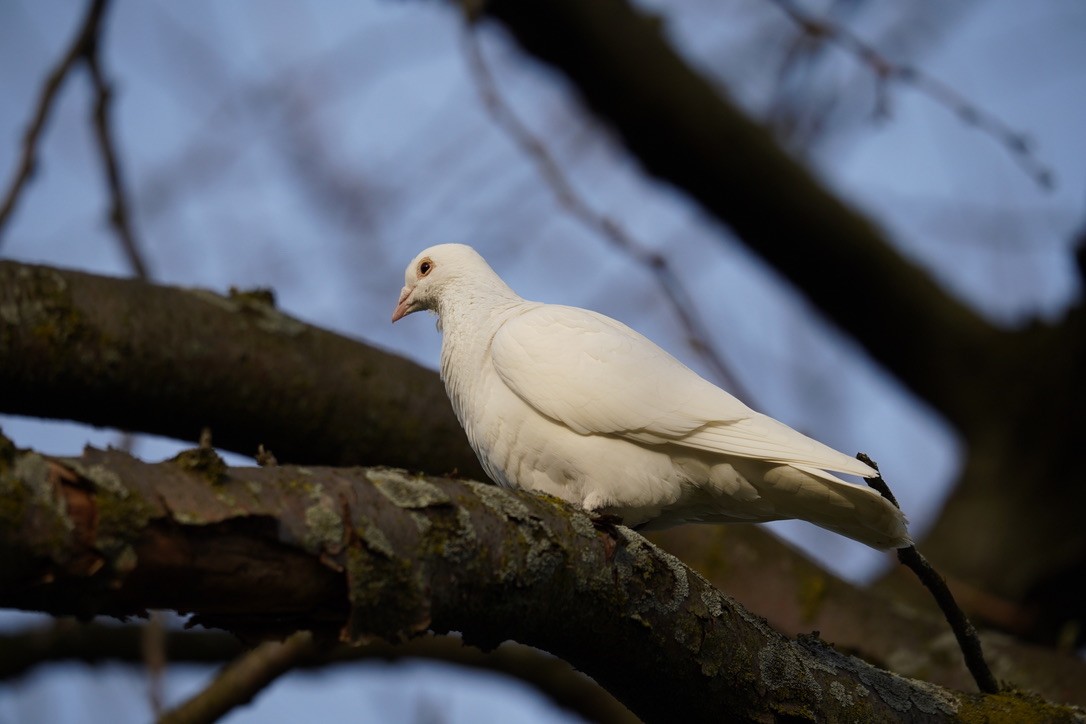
[1,0,1083,721]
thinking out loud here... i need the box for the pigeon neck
[436,278,524,334]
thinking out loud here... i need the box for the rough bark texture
[3,436,1080,722]
[648,526,1086,707]
[0,260,484,478]
[473,0,1086,642]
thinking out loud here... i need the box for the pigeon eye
[418,259,433,277]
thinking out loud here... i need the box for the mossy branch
[2,434,1081,722]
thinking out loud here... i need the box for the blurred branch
[0,0,149,276]
[158,632,317,724]
[83,16,151,279]
[461,22,754,401]
[2,437,1076,722]
[0,260,484,477]
[0,0,108,241]
[768,0,1054,190]
[0,624,637,724]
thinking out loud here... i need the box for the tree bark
[3,436,1078,722]
[0,260,484,477]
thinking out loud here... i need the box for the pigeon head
[391,243,514,323]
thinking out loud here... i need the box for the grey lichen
[614,527,691,615]
[829,680,853,707]
[700,588,725,618]
[303,487,345,554]
[796,634,959,715]
[440,507,478,563]
[469,481,533,521]
[13,453,61,511]
[369,469,451,509]
[408,511,432,536]
[66,462,127,498]
[759,639,823,699]
[355,513,396,558]
[566,509,597,541]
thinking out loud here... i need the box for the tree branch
[0,260,484,477]
[3,436,1075,721]
[158,631,317,724]
[83,11,151,279]
[647,524,1086,707]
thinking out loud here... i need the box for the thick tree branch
[0,260,484,477]
[475,0,1005,431]
[3,437,1076,722]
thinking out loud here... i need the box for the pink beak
[391,286,414,323]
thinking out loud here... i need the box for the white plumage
[392,244,909,549]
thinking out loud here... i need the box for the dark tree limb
[3,436,1078,722]
[0,260,484,477]
[647,525,1086,707]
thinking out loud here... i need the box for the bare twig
[0,0,108,240]
[768,0,1054,190]
[143,612,168,716]
[858,452,1000,694]
[84,24,151,279]
[157,631,317,724]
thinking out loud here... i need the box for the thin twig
[84,24,151,279]
[858,453,1000,694]
[0,0,150,277]
[461,24,753,401]
[157,631,317,724]
[143,612,168,716]
[0,0,108,241]
[769,0,1054,190]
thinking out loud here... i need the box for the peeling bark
[1,436,1081,722]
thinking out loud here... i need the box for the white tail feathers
[759,464,911,549]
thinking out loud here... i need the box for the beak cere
[391,285,415,323]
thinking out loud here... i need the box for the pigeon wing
[490,305,874,478]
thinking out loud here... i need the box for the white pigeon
[392,243,910,549]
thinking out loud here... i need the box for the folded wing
[490,305,875,479]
